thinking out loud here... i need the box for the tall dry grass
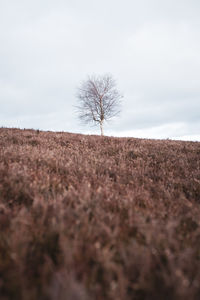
[0,127,200,299]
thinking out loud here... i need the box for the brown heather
[0,127,200,300]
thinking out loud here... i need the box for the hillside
[0,127,200,300]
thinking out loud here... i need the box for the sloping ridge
[0,127,200,300]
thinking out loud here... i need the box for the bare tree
[76,74,122,136]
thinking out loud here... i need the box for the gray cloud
[0,0,200,140]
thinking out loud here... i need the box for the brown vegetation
[0,127,200,300]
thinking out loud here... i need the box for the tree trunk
[100,121,104,136]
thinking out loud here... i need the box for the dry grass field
[0,127,200,300]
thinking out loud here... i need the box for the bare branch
[76,74,123,135]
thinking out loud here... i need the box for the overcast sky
[1,0,200,140]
